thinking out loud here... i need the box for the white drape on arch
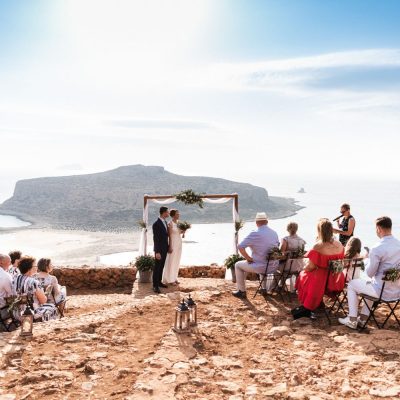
[138,196,240,257]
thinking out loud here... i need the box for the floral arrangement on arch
[137,220,147,229]
[235,219,244,233]
[175,189,204,208]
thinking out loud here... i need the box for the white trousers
[347,278,380,318]
[235,261,275,292]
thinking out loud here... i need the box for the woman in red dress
[293,218,344,317]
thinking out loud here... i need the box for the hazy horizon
[1,0,399,187]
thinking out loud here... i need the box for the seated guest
[280,222,306,255]
[343,237,362,281]
[339,217,400,329]
[294,219,344,317]
[13,256,58,321]
[8,250,22,278]
[0,254,13,319]
[35,258,66,304]
[232,212,279,298]
[280,222,307,290]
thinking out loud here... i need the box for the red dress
[296,249,344,311]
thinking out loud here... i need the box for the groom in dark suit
[152,206,170,293]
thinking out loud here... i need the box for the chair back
[343,257,364,281]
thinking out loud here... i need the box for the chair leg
[380,301,400,329]
[360,298,379,330]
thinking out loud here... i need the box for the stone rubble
[0,278,399,399]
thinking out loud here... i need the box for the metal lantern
[20,305,34,337]
[173,299,191,333]
[186,294,197,326]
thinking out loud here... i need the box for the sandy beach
[0,228,141,266]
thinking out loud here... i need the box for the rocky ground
[1,278,400,400]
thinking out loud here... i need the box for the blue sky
[0,0,399,198]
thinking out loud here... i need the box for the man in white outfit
[339,216,400,329]
[232,212,279,299]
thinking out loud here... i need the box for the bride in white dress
[162,209,183,285]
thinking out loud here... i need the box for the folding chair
[253,253,286,300]
[359,268,400,330]
[273,255,305,302]
[48,287,67,318]
[330,258,364,314]
[0,302,19,332]
[1,294,33,330]
[318,260,346,324]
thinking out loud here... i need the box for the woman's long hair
[344,237,362,259]
[317,218,333,243]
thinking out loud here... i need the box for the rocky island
[0,165,302,231]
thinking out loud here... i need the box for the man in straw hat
[232,212,280,298]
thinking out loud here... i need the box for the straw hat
[255,212,268,221]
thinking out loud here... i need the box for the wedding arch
[138,192,240,256]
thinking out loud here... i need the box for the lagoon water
[0,214,31,228]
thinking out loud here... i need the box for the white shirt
[0,268,13,308]
[365,235,400,300]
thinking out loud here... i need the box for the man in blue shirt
[232,212,279,299]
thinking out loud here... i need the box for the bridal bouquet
[175,189,204,208]
[177,221,191,238]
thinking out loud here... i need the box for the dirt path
[1,279,400,399]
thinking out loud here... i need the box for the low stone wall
[178,266,258,281]
[52,266,136,289]
[178,265,226,279]
[51,265,258,289]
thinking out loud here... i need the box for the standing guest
[162,209,183,285]
[232,212,279,298]
[13,256,58,321]
[343,237,362,281]
[294,219,344,318]
[35,258,66,304]
[152,206,170,294]
[339,217,400,329]
[333,203,355,246]
[8,250,22,278]
[0,254,13,318]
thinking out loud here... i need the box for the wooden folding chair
[330,258,364,314]
[359,268,400,330]
[254,253,287,300]
[0,301,19,332]
[273,255,305,302]
[48,286,67,318]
